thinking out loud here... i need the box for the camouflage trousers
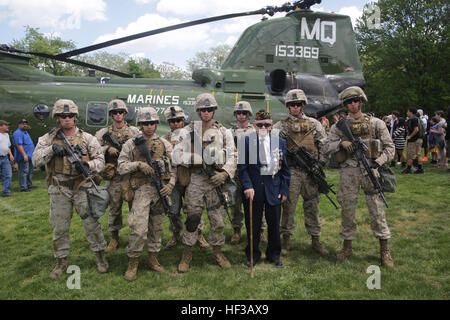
[48,185,107,258]
[182,173,227,247]
[126,183,164,258]
[105,175,131,232]
[281,166,322,237]
[167,183,205,234]
[337,166,391,240]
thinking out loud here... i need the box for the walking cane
[249,198,254,278]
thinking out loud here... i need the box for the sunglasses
[58,114,76,119]
[344,97,361,105]
[111,110,125,115]
[200,107,216,113]
[140,121,158,126]
[235,111,249,116]
[287,102,305,108]
[168,118,184,124]
[255,123,272,128]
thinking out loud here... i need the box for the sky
[0,0,377,69]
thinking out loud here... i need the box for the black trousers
[243,187,281,263]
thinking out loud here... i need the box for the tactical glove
[52,144,67,157]
[160,182,175,197]
[107,146,120,157]
[75,161,90,175]
[210,171,228,187]
[340,141,355,153]
[138,162,155,176]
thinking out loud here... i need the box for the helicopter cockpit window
[33,104,50,121]
[86,101,108,127]
[269,69,286,93]
[124,108,135,123]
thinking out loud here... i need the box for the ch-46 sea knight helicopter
[0,0,364,141]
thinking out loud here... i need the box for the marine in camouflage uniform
[162,106,209,250]
[95,99,140,253]
[173,93,237,273]
[229,101,267,244]
[273,89,329,256]
[117,107,176,281]
[32,99,108,279]
[324,86,395,267]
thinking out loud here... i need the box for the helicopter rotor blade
[0,45,132,78]
[55,0,321,58]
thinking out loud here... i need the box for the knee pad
[185,214,201,232]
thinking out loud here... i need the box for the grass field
[0,162,448,300]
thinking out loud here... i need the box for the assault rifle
[102,132,122,152]
[336,118,389,208]
[133,135,172,214]
[56,129,99,192]
[282,132,338,209]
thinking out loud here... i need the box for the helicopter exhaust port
[267,69,287,94]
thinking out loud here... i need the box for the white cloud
[0,0,107,30]
[93,13,210,52]
[338,6,363,28]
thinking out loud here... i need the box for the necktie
[259,137,268,165]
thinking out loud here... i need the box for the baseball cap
[18,119,28,124]
[0,120,10,126]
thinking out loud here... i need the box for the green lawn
[0,162,448,300]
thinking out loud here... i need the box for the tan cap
[285,89,308,105]
[136,107,159,124]
[0,120,10,126]
[164,106,186,121]
[338,86,368,103]
[234,101,253,116]
[108,99,128,113]
[52,99,79,118]
[195,93,218,112]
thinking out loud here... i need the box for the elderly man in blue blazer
[238,110,290,267]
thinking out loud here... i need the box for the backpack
[417,119,425,139]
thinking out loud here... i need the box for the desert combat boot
[213,246,231,269]
[95,251,109,273]
[147,252,165,272]
[124,257,139,281]
[49,258,67,279]
[165,232,180,249]
[105,231,120,253]
[230,227,241,245]
[380,239,394,267]
[311,236,329,256]
[178,245,192,273]
[197,230,210,250]
[281,235,290,255]
[336,240,353,260]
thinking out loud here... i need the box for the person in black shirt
[402,107,424,174]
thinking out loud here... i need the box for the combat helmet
[164,106,186,121]
[195,93,218,112]
[52,99,79,118]
[339,86,368,104]
[108,99,128,114]
[136,107,159,124]
[285,89,308,106]
[234,101,253,116]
